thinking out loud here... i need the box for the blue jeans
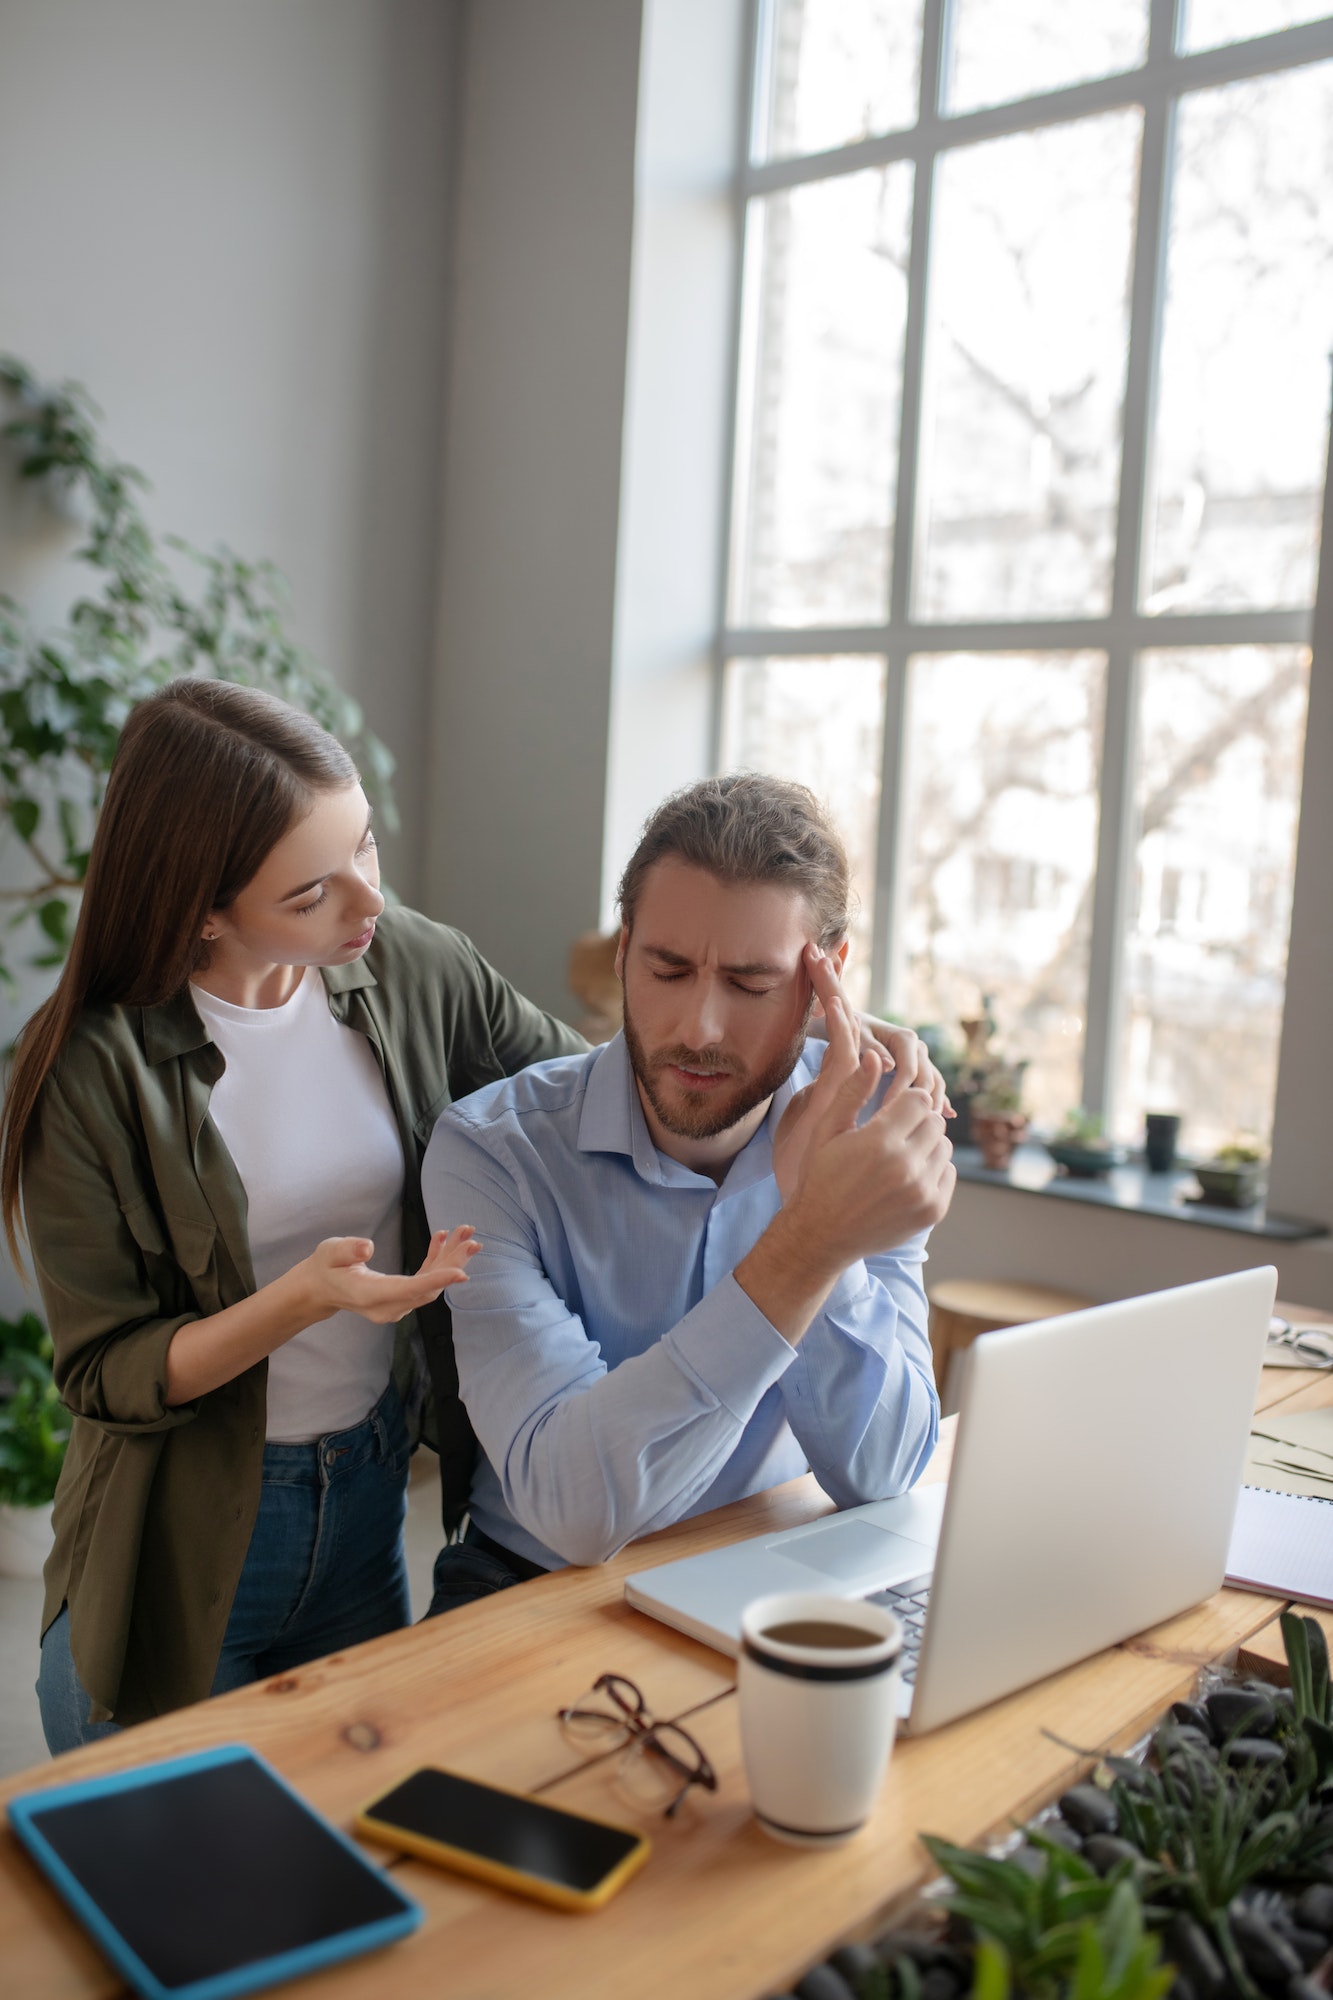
[38,1382,410,1756]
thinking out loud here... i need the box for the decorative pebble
[1208,1688,1277,1739]
[1082,1834,1144,1876]
[1223,1736,1286,1768]
[1156,1723,1215,1760]
[1170,1700,1216,1740]
[1282,1925,1328,1970]
[1164,1914,1227,1998]
[1228,1905,1304,1985]
[1038,1817,1083,1852]
[1294,1884,1333,1935]
[1288,1978,1329,2000]
[1058,1784,1118,1837]
[795,1967,858,2000]
[830,1944,882,1986]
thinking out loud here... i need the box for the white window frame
[713,0,1333,1119]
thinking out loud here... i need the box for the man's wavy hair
[616,773,852,948]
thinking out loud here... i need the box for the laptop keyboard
[867,1572,933,1685]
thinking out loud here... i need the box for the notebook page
[1226,1486,1333,1609]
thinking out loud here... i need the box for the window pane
[899,653,1104,1129]
[915,113,1140,621]
[755,0,923,161]
[1144,63,1333,613]
[721,655,887,1006]
[1115,647,1310,1157]
[947,0,1148,114]
[730,167,913,628]
[1181,0,1331,51]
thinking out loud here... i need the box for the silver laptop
[625,1268,1276,1734]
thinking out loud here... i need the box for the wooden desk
[3,1299,1330,2000]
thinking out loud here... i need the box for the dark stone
[1059,1784,1118,1837]
[1229,1906,1304,1988]
[1109,1758,1155,1795]
[919,1971,964,2000]
[1169,1977,1198,2000]
[1288,1979,1329,2000]
[1281,1927,1327,1971]
[1171,1699,1216,1740]
[1165,1915,1228,1999]
[1157,1724,1216,1760]
[1010,1844,1046,1878]
[1163,1753,1219,1797]
[796,1968,859,2000]
[1037,1817,1083,1852]
[1209,1689,1278,1740]
[830,1945,883,1988]
[1223,1736,1286,1769]
[1294,1884,1333,1935]
[1082,1834,1144,1876]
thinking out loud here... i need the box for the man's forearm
[733,1208,848,1345]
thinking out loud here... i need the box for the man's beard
[622,999,810,1141]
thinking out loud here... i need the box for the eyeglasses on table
[558,1671,718,1819]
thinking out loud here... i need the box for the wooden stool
[927,1279,1095,1411]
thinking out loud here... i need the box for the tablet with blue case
[7,1742,422,2000]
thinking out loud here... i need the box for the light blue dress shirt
[421,1032,940,1570]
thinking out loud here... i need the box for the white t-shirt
[191,969,405,1442]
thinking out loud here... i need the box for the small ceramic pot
[971,1110,1027,1171]
[0,1499,54,1579]
[1194,1161,1266,1209]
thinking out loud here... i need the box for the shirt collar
[577,1029,816,1192]
[140,957,378,1064]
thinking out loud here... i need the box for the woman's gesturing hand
[302,1226,480,1325]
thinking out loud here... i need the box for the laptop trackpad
[776,1517,938,1586]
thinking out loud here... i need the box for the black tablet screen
[29,1754,408,1991]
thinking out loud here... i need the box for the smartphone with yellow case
[355,1767,650,1912]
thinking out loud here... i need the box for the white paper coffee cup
[738,1591,903,1847]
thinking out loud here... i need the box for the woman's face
[204,783,385,977]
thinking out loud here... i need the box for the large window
[720,0,1332,1151]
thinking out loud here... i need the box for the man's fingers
[808,1046,883,1145]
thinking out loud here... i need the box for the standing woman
[0,679,585,1753]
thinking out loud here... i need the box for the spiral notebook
[1226,1485,1333,1609]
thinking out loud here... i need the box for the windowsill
[952,1143,1328,1242]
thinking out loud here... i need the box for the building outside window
[718,0,1333,1152]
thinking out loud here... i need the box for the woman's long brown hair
[1,678,357,1257]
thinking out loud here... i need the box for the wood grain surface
[2,1306,1327,1999]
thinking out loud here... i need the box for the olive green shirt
[25,907,585,1726]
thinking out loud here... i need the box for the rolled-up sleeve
[24,1075,200,1434]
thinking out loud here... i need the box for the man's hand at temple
[740,961,955,1346]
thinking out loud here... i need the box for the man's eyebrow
[279,810,374,902]
[641,944,785,978]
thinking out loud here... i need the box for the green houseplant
[0,1311,68,1575]
[0,357,396,991]
[1194,1141,1267,1210]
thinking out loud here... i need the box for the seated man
[421,774,956,1605]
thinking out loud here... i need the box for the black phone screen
[24,1753,413,1991]
[367,1769,642,1893]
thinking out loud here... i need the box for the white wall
[0,0,458,903]
[601,0,748,923]
[426,0,643,1015]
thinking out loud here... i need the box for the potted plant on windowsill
[1193,1140,1267,1209]
[970,1063,1028,1173]
[1044,1107,1128,1178]
[0,1312,69,1578]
